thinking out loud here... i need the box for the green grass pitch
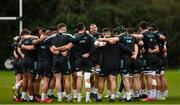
[0,70,180,105]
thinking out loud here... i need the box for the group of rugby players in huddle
[12,21,168,103]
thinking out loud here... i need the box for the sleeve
[134,37,139,44]
[71,35,81,45]
[67,34,75,43]
[29,37,38,45]
[118,35,124,42]
[89,35,96,56]
[119,43,133,55]
[154,32,160,40]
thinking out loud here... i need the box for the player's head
[48,26,58,33]
[112,25,126,36]
[102,28,111,37]
[127,27,135,34]
[77,22,86,32]
[149,23,158,31]
[20,29,30,36]
[57,23,67,33]
[89,23,98,34]
[139,21,148,31]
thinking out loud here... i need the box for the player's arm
[21,44,36,51]
[31,35,47,45]
[98,37,119,44]
[159,34,166,40]
[131,44,139,60]
[138,40,144,46]
[82,36,95,58]
[17,47,24,58]
[94,40,107,47]
[13,50,19,59]
[22,35,38,39]
[148,45,159,54]
[53,43,74,52]
[132,34,144,40]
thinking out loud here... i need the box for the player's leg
[94,64,100,98]
[40,62,53,103]
[116,75,124,98]
[12,60,23,100]
[54,61,63,102]
[108,69,119,102]
[47,76,57,99]
[75,58,84,102]
[55,72,62,102]
[72,72,77,99]
[62,60,72,102]
[142,56,154,101]
[96,67,108,102]
[84,59,93,102]
[105,77,111,98]
[90,67,95,98]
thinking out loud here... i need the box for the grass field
[0,70,180,104]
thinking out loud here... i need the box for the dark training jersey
[46,33,74,62]
[100,43,120,69]
[37,40,52,62]
[118,34,138,56]
[142,31,158,54]
[21,37,37,60]
[153,31,167,58]
[73,32,95,58]
[91,32,102,63]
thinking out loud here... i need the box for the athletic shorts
[143,54,158,74]
[13,59,23,75]
[156,57,167,75]
[91,55,100,66]
[75,58,92,73]
[22,58,34,74]
[120,56,133,76]
[99,67,119,77]
[53,59,71,75]
[70,60,76,73]
[37,61,53,78]
[131,58,143,74]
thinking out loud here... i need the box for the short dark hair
[57,23,67,29]
[149,23,158,31]
[48,26,58,31]
[31,27,44,35]
[102,28,110,33]
[21,29,30,36]
[77,22,85,31]
[139,21,148,29]
[90,23,96,27]
[127,27,135,34]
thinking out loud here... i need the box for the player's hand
[50,46,59,55]
[61,51,68,57]
[21,54,25,58]
[40,34,47,40]
[82,53,89,58]
[109,40,116,44]
[50,45,57,51]
[98,38,105,42]
[163,52,167,57]
[131,54,137,60]
[163,47,167,52]
[148,48,152,54]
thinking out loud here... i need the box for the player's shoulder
[63,33,75,38]
[45,33,57,40]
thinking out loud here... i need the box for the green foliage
[0,0,179,68]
